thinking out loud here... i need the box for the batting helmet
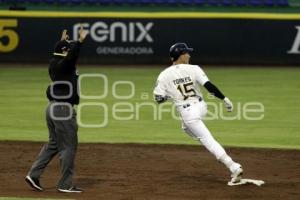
[169,43,193,61]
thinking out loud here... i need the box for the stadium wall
[0,11,300,65]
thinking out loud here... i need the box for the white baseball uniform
[154,64,241,174]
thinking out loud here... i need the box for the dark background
[0,17,300,65]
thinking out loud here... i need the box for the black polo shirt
[46,41,82,105]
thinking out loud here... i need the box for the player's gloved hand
[223,97,233,112]
[154,95,169,104]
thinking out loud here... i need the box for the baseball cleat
[230,167,243,183]
[25,175,43,191]
[58,186,83,193]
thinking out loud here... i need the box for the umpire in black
[25,26,88,193]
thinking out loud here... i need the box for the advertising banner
[0,11,300,65]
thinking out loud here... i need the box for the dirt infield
[0,142,299,200]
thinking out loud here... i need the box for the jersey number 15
[177,82,196,100]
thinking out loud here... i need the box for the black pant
[28,102,78,189]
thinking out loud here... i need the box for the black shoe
[25,175,43,191]
[58,186,83,193]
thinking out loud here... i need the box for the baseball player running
[25,26,88,193]
[153,43,243,184]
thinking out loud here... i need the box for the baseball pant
[28,102,78,189]
[177,100,240,173]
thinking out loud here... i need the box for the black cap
[53,40,71,54]
[169,43,193,61]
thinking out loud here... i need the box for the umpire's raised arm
[65,25,88,63]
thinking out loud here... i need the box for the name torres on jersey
[173,76,192,85]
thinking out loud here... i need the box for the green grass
[0,66,299,149]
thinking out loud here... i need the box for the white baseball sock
[219,154,241,173]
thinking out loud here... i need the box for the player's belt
[182,97,202,108]
[183,104,190,108]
